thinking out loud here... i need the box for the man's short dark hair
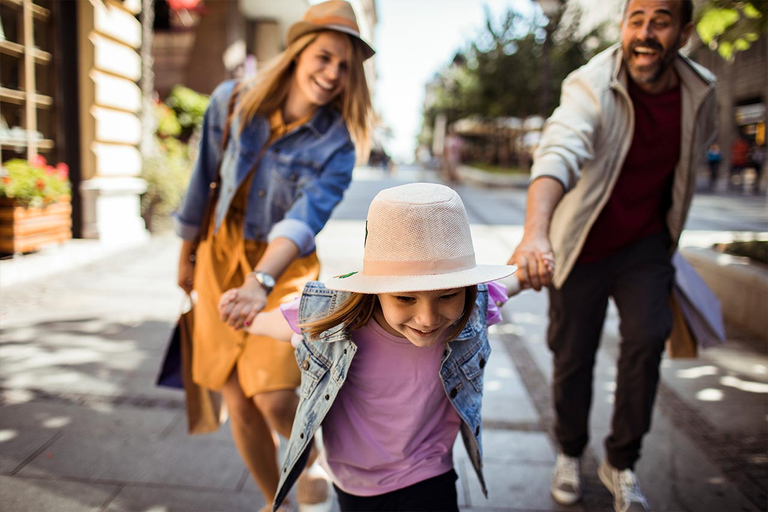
[624,0,694,27]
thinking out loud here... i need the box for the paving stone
[104,484,265,511]
[0,427,59,473]
[461,457,566,511]
[17,430,246,490]
[0,475,118,512]
[0,400,178,436]
[483,338,538,425]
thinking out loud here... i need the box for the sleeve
[485,281,508,327]
[279,297,304,348]
[173,80,236,240]
[530,67,602,192]
[268,141,356,256]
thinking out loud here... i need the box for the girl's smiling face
[374,288,466,348]
[290,31,350,112]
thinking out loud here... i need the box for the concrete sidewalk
[1,221,765,511]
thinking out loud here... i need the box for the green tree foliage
[421,6,611,144]
[696,1,767,60]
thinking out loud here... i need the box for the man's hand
[509,235,554,291]
[218,278,268,330]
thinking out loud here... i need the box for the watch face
[258,272,275,288]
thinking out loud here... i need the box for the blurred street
[0,166,766,512]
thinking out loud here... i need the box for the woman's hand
[218,278,268,330]
[178,240,197,295]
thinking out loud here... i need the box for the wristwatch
[247,271,275,294]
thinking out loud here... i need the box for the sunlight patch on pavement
[676,365,719,379]
[720,375,768,393]
[0,429,18,442]
[696,388,724,401]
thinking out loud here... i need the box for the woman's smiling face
[290,31,350,111]
[374,288,466,348]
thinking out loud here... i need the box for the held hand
[218,279,268,330]
[178,258,195,296]
[508,235,555,292]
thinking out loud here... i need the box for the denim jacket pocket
[460,340,491,394]
[270,153,322,210]
[295,341,329,400]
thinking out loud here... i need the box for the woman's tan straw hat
[326,183,516,294]
[286,0,375,60]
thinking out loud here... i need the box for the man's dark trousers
[547,231,674,470]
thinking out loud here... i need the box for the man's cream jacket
[532,44,717,289]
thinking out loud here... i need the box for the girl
[220,183,518,511]
[174,1,374,509]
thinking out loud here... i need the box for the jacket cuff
[268,218,315,256]
[173,213,201,241]
[530,154,571,190]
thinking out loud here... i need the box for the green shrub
[141,137,193,231]
[165,85,209,141]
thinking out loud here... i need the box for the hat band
[308,15,360,34]
[363,254,476,277]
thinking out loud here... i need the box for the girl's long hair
[301,286,479,342]
[233,31,373,162]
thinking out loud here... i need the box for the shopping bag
[666,291,698,358]
[177,306,226,434]
[156,304,225,434]
[672,252,726,348]
[156,316,184,389]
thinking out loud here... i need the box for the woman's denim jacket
[173,80,356,256]
[273,282,492,510]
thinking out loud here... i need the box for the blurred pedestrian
[224,183,517,511]
[729,136,750,191]
[508,1,716,511]
[174,1,374,509]
[748,143,765,194]
[443,128,463,185]
[706,143,721,191]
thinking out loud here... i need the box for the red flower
[56,163,69,179]
[45,165,56,176]
[30,154,47,168]
[35,178,46,190]
[2,176,10,185]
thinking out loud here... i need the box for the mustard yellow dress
[191,111,319,396]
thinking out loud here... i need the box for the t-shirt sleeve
[486,281,508,327]
[279,298,304,348]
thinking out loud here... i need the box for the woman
[174,1,374,508]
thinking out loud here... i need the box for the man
[509,1,716,511]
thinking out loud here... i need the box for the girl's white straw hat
[326,183,517,294]
[285,0,375,60]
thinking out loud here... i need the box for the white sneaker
[551,454,581,505]
[598,460,650,512]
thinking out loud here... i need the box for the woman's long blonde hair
[233,31,373,162]
[301,286,479,343]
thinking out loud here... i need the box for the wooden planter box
[0,197,72,253]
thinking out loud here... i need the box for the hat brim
[286,22,376,60]
[325,265,517,294]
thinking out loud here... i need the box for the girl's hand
[218,279,268,330]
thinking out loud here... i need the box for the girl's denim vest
[273,282,492,510]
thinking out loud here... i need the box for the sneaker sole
[551,488,581,505]
[598,463,615,496]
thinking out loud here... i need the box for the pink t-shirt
[280,282,506,495]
